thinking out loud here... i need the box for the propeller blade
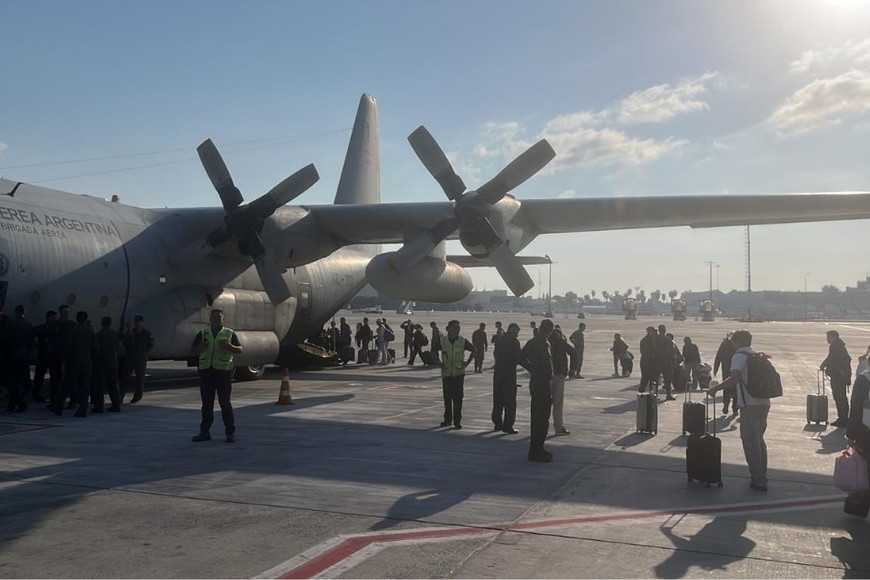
[489,243,535,297]
[248,164,320,220]
[391,215,460,270]
[197,139,244,211]
[408,126,466,200]
[476,139,556,205]
[255,255,292,304]
[238,231,266,259]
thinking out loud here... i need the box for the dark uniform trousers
[199,368,235,435]
[832,375,850,420]
[658,360,674,396]
[529,379,552,453]
[95,363,121,410]
[56,363,92,414]
[640,359,657,392]
[473,347,485,373]
[492,370,518,429]
[442,374,465,425]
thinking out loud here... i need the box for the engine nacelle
[366,252,473,303]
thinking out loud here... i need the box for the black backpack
[743,353,783,399]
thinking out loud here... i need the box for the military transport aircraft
[2,93,870,378]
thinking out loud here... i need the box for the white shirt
[730,346,771,408]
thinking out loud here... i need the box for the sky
[2,0,870,299]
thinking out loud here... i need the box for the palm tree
[591,290,597,300]
[668,289,678,302]
[625,288,633,297]
[602,290,611,302]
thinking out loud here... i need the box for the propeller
[397,126,554,296]
[183,139,319,304]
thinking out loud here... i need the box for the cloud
[613,72,718,125]
[467,72,715,172]
[790,39,870,74]
[557,189,575,199]
[768,70,870,135]
[0,142,7,157]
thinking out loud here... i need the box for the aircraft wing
[305,192,870,244]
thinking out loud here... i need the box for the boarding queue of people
[0,304,153,417]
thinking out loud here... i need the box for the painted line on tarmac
[835,324,870,333]
[255,494,844,579]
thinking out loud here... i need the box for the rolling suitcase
[343,346,355,363]
[672,364,688,393]
[368,349,379,365]
[636,392,658,435]
[807,370,829,425]
[621,355,633,376]
[357,348,368,364]
[387,348,396,363]
[420,350,435,367]
[682,388,705,436]
[686,394,723,487]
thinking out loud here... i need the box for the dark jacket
[66,323,99,368]
[569,329,585,353]
[713,338,735,377]
[549,336,577,376]
[472,329,488,349]
[96,328,123,372]
[822,338,852,383]
[610,338,628,358]
[640,335,658,362]
[523,335,553,392]
[493,334,529,383]
[682,343,701,364]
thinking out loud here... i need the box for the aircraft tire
[234,365,266,382]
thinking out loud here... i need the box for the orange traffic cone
[275,368,294,405]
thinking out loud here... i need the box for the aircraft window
[29,291,40,305]
[67,293,76,305]
[100,295,109,307]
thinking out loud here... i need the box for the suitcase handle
[818,369,827,396]
[705,382,717,437]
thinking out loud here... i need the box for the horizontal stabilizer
[447,255,552,268]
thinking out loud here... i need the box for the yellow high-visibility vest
[198,327,235,371]
[441,335,467,378]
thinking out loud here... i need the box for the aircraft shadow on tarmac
[0,389,865,573]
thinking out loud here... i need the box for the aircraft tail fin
[334,94,380,206]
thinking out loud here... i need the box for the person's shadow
[655,516,755,578]
[369,489,471,530]
[831,513,870,577]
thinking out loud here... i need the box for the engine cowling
[366,252,473,303]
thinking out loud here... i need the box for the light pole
[704,260,716,300]
[545,255,553,315]
[716,264,720,292]
[804,273,810,321]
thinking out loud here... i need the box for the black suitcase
[621,355,633,376]
[686,394,722,487]
[682,388,705,436]
[636,392,657,434]
[672,364,689,393]
[807,370,829,425]
[420,350,435,367]
[368,349,379,365]
[357,348,368,364]
[844,493,870,518]
[343,346,355,362]
[387,348,396,362]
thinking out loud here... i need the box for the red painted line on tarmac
[275,495,843,579]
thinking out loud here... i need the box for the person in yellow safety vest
[439,319,475,430]
[190,309,243,443]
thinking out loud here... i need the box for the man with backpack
[706,329,781,492]
[820,329,852,428]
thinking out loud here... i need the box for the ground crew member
[656,324,676,400]
[53,304,76,407]
[7,305,34,413]
[472,323,488,373]
[821,329,852,427]
[610,332,629,377]
[682,336,702,390]
[191,309,242,443]
[549,327,577,436]
[95,316,123,412]
[50,311,98,417]
[569,323,585,378]
[439,320,474,430]
[401,319,415,358]
[125,315,153,404]
[430,322,442,365]
[31,310,57,403]
[639,326,658,393]
[523,319,555,462]
[492,323,528,434]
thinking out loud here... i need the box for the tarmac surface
[1,311,869,578]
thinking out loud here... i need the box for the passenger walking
[714,333,737,415]
[682,336,701,390]
[401,319,414,358]
[639,326,659,393]
[191,309,243,443]
[471,323,488,373]
[610,332,629,377]
[656,325,677,400]
[492,323,528,434]
[408,324,428,365]
[438,320,474,430]
[524,319,555,462]
[530,320,538,338]
[53,304,76,407]
[376,319,388,365]
[569,323,585,378]
[430,322,442,365]
[549,327,577,436]
[94,316,123,412]
[124,315,153,404]
[706,330,772,491]
[339,317,352,365]
[820,329,852,427]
